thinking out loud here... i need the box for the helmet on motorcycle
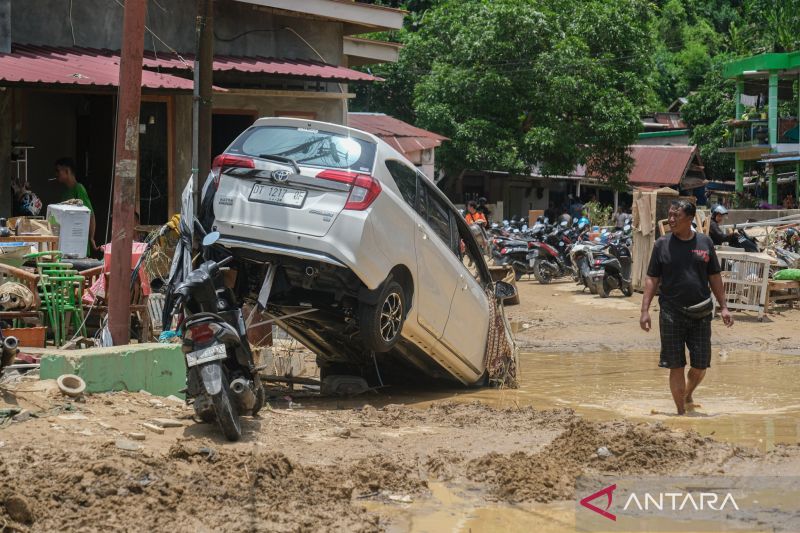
[578,216,590,228]
[712,205,729,218]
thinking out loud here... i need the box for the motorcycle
[170,230,264,441]
[588,238,633,298]
[528,221,575,284]
[569,237,606,294]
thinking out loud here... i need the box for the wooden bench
[766,280,800,313]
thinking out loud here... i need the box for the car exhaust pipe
[2,335,19,369]
[305,266,318,277]
[230,377,256,410]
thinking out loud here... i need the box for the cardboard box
[46,203,90,258]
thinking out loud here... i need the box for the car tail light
[188,323,215,345]
[594,259,602,266]
[500,248,508,254]
[316,169,381,211]
[211,154,255,188]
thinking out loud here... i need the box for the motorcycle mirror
[623,224,631,232]
[202,231,221,247]
[560,220,568,227]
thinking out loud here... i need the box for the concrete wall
[171,92,346,212]
[721,209,800,225]
[11,0,343,64]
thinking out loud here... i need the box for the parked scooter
[570,238,606,294]
[170,230,264,441]
[528,221,575,284]
[588,237,633,298]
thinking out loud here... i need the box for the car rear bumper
[217,235,347,268]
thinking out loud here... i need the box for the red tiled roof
[144,52,382,82]
[348,113,448,154]
[0,44,200,91]
[627,145,698,187]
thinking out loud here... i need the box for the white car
[203,117,514,385]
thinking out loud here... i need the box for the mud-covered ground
[1,280,799,532]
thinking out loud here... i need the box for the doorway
[138,101,170,225]
[212,112,256,159]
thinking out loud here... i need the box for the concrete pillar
[769,167,777,206]
[0,88,10,218]
[735,157,744,193]
[768,72,778,147]
[735,79,743,119]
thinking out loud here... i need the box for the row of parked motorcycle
[485,215,634,297]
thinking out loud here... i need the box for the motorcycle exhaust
[1,335,19,369]
[230,377,256,411]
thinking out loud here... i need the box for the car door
[440,223,490,374]
[413,179,458,339]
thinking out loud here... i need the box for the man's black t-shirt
[709,219,728,246]
[646,232,722,308]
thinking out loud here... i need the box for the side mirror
[560,220,568,228]
[494,280,517,302]
[202,231,220,247]
[623,224,631,232]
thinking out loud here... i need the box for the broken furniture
[766,280,800,313]
[713,250,775,320]
[26,251,88,346]
[0,263,41,327]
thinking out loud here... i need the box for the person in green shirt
[55,157,97,254]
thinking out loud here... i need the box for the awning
[347,113,448,155]
[143,52,382,83]
[757,155,800,164]
[0,44,204,91]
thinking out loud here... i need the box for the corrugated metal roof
[348,113,448,154]
[144,52,382,82]
[0,44,198,90]
[627,145,698,186]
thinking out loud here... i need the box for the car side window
[385,160,417,209]
[423,184,453,250]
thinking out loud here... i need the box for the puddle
[464,351,800,452]
[364,482,574,533]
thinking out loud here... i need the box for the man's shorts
[658,304,712,369]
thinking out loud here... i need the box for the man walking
[640,200,733,415]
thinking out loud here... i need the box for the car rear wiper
[258,154,301,174]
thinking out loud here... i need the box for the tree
[680,56,736,181]
[380,0,655,190]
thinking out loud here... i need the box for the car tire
[359,280,406,353]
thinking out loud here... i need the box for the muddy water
[469,351,800,452]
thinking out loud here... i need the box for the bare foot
[685,396,702,410]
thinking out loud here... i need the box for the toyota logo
[271,169,290,182]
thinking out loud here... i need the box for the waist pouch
[678,298,713,319]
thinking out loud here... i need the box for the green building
[722,52,800,206]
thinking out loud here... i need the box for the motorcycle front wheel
[532,260,553,284]
[597,278,609,298]
[622,283,633,297]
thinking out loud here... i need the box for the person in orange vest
[465,200,487,226]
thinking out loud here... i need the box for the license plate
[249,183,307,207]
[185,344,227,368]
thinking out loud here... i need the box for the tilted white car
[202,117,514,385]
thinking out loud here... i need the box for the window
[424,184,453,250]
[385,160,417,208]
[228,125,376,173]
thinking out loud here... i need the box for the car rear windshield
[228,125,377,174]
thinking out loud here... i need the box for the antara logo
[579,484,740,521]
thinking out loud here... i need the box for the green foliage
[583,201,613,227]
[372,0,654,190]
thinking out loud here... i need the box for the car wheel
[359,280,406,353]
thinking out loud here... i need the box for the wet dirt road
[1,281,799,531]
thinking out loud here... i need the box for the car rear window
[228,125,376,173]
